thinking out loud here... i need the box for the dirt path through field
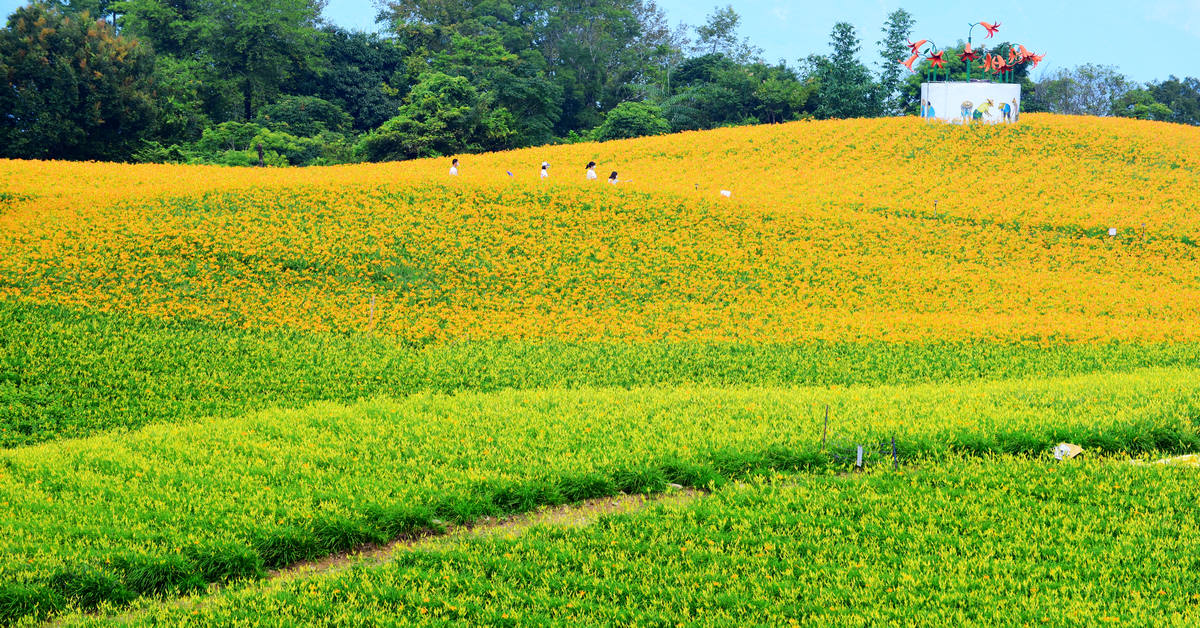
[78,486,704,625]
[273,486,704,582]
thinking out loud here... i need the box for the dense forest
[1,1,1197,165]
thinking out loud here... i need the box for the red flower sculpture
[959,41,980,63]
[897,21,1039,80]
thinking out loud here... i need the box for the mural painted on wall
[921,82,1021,125]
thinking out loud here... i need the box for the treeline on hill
[1,1,1198,166]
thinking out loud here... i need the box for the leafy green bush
[592,102,671,141]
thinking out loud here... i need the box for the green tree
[1149,76,1200,126]
[659,54,812,130]
[292,27,407,131]
[147,55,213,146]
[539,0,659,133]
[433,31,562,146]
[876,8,915,116]
[660,54,750,130]
[753,65,814,124]
[45,0,120,25]
[376,0,564,144]
[1034,64,1130,116]
[257,95,352,136]
[810,22,878,119]
[355,72,515,161]
[120,0,326,120]
[0,4,157,160]
[693,5,759,63]
[379,0,676,137]
[593,101,669,140]
[1112,89,1174,121]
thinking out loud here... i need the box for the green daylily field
[69,459,1200,626]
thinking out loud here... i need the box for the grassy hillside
[2,114,1200,623]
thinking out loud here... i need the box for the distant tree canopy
[1035,65,1131,117]
[0,1,1195,164]
[1137,76,1200,125]
[0,4,157,160]
[120,0,325,121]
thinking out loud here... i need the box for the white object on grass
[1108,227,1117,237]
[1053,443,1083,461]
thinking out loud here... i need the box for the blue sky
[4,0,1197,82]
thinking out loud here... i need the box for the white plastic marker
[1108,227,1117,237]
[720,190,732,198]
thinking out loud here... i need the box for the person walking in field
[586,161,597,180]
[608,171,620,185]
[541,162,550,179]
[449,158,459,176]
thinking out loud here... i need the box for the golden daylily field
[3,113,1200,342]
[3,114,1200,624]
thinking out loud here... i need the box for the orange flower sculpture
[959,42,980,63]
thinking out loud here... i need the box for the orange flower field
[2,113,1199,343]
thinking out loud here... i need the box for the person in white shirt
[449,158,459,176]
[586,161,597,180]
[541,162,549,179]
[608,171,619,185]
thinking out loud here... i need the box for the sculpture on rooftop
[897,20,1044,84]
